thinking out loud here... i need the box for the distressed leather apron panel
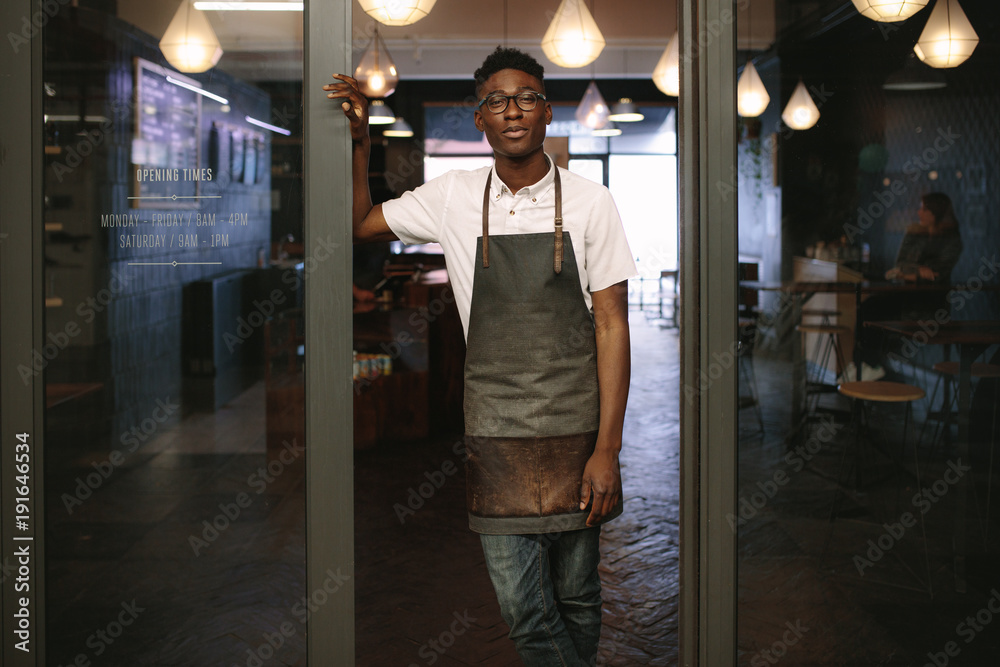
[466,431,622,535]
[463,233,600,438]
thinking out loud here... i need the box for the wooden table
[865,319,1000,593]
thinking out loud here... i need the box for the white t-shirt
[382,158,637,337]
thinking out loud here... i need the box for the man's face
[474,68,551,159]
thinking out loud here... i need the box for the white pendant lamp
[850,0,928,22]
[609,98,643,122]
[737,60,769,117]
[355,28,398,98]
[357,0,436,26]
[914,0,978,69]
[368,99,396,125]
[541,0,606,68]
[781,80,820,130]
[593,123,621,137]
[382,117,414,137]
[160,0,223,73]
[575,81,610,130]
[652,33,679,97]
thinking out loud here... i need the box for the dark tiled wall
[45,11,272,438]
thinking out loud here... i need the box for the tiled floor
[44,314,999,665]
[44,316,681,666]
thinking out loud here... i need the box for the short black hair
[474,47,545,98]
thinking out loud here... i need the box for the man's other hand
[579,449,622,527]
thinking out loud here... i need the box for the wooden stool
[800,308,841,325]
[828,380,932,596]
[797,323,850,414]
[738,317,764,436]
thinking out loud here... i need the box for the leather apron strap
[481,166,563,273]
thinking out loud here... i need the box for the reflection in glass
[43,2,305,664]
[737,2,1000,664]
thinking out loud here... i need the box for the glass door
[0,0,358,664]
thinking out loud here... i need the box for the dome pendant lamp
[737,60,769,117]
[357,0,436,26]
[541,0,606,68]
[575,81,610,130]
[851,0,929,22]
[781,80,820,130]
[355,27,398,98]
[160,0,223,73]
[914,0,978,69]
[652,32,679,97]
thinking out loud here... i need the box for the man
[324,47,634,666]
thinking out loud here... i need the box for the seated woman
[884,192,963,284]
[850,192,963,381]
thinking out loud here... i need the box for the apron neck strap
[481,163,564,274]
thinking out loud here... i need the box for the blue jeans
[480,526,602,667]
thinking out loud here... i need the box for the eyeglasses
[477,91,546,114]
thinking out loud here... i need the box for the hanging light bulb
[914,0,978,69]
[781,80,820,130]
[382,117,414,137]
[368,99,396,125]
[652,33,679,97]
[593,123,621,137]
[541,0,605,68]
[737,61,769,117]
[357,0,436,26]
[575,81,610,130]
[160,0,223,73]
[850,0,929,21]
[609,98,644,122]
[355,28,399,98]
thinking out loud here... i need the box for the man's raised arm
[323,74,398,244]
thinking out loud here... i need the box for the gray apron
[464,167,623,534]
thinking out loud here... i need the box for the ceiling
[118,0,776,81]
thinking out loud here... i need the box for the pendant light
[357,0,436,26]
[781,80,820,130]
[355,27,398,98]
[382,117,414,137]
[541,0,605,68]
[368,99,396,125]
[160,0,223,73]
[593,123,621,137]
[609,98,643,122]
[737,61,769,117]
[736,1,768,117]
[575,80,610,130]
[914,0,978,69]
[652,32,679,97]
[850,0,928,22]
[608,51,644,122]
